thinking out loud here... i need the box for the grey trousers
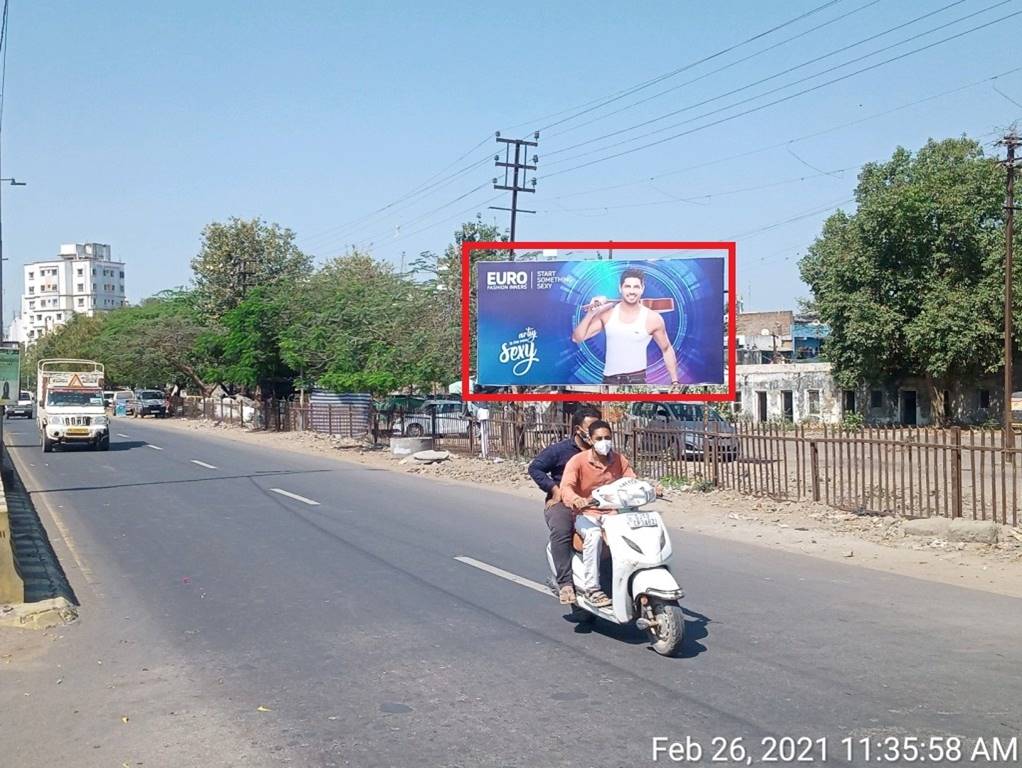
[544,501,574,588]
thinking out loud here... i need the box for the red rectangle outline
[460,241,737,403]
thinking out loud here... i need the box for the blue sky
[2,0,1019,325]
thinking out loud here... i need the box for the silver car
[622,402,740,460]
[393,400,476,437]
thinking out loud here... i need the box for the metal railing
[173,400,1021,525]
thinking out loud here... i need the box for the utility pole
[490,131,539,260]
[237,254,253,300]
[1000,131,1019,452]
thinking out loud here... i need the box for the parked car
[112,390,134,414]
[130,389,167,418]
[7,390,34,419]
[621,402,740,460]
[392,400,477,437]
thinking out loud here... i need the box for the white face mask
[593,438,613,456]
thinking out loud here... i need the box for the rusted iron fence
[176,399,1020,525]
[612,422,1019,526]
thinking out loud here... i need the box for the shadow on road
[22,468,335,495]
[562,604,712,659]
[680,606,711,659]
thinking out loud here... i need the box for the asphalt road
[2,416,1020,767]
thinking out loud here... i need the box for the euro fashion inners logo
[485,270,529,290]
[499,327,539,376]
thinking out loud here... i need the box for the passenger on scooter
[527,406,602,605]
[560,420,635,608]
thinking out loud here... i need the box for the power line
[538,168,853,215]
[511,0,845,134]
[542,9,1022,178]
[544,66,1022,202]
[0,0,9,132]
[298,135,494,247]
[543,0,1001,165]
[341,182,494,254]
[544,0,885,140]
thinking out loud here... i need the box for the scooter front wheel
[648,600,685,657]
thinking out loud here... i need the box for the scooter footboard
[631,568,684,601]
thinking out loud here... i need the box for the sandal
[585,590,612,608]
[558,585,577,605]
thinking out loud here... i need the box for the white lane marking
[147,444,163,451]
[191,459,217,469]
[454,556,554,598]
[116,433,130,438]
[269,488,320,506]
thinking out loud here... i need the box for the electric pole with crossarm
[490,131,539,260]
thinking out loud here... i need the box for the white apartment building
[18,243,127,343]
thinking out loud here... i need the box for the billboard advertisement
[476,258,724,387]
[0,344,20,406]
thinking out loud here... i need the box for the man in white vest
[571,268,680,387]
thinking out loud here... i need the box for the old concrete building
[733,362,842,424]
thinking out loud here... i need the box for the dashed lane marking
[454,556,554,598]
[269,488,320,506]
[190,460,217,469]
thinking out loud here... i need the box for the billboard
[476,257,724,387]
[0,345,20,406]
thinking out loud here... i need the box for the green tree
[410,217,514,376]
[799,137,1012,424]
[191,217,312,320]
[206,285,293,396]
[278,252,444,394]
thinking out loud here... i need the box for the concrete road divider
[0,475,25,605]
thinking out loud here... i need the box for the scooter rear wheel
[648,600,685,657]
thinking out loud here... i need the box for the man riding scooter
[559,420,636,608]
[528,406,602,605]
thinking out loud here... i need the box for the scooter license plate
[626,512,658,529]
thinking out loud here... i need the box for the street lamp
[0,176,27,342]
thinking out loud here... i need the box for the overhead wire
[513,0,846,134]
[298,135,494,248]
[542,65,1022,202]
[542,0,1005,165]
[538,168,853,215]
[541,8,1022,178]
[320,181,495,255]
[543,0,886,140]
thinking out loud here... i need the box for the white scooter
[547,478,686,657]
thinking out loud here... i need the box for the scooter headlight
[621,535,644,554]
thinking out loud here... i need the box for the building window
[76,298,84,307]
[77,268,83,276]
[28,300,35,309]
[870,390,883,409]
[734,391,742,414]
[56,313,62,320]
[808,390,820,415]
[842,390,856,413]
[119,271,124,278]
[27,271,33,279]
[979,389,991,409]
[77,283,84,291]
[28,287,34,294]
